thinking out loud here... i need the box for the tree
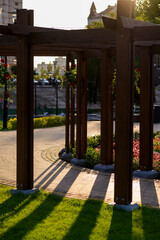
[53,65,62,80]
[47,61,53,73]
[86,21,104,29]
[40,67,47,79]
[136,0,160,24]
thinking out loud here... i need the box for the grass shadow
[0,193,30,221]
[107,207,132,240]
[140,179,160,239]
[0,192,62,240]
[62,173,111,239]
[62,198,103,240]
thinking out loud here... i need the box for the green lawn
[0,120,3,130]
[0,185,160,240]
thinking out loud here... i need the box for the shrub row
[8,116,66,130]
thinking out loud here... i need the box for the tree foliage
[86,21,104,29]
[47,61,53,73]
[136,0,160,24]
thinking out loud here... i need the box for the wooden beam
[115,28,133,205]
[17,9,34,190]
[140,47,153,171]
[100,50,113,165]
[133,26,160,41]
[102,17,117,30]
[0,25,12,35]
[0,46,16,56]
[0,35,16,46]
[9,23,58,35]
[30,29,116,46]
[121,16,157,29]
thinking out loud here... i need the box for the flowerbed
[72,134,160,172]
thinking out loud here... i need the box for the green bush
[8,118,17,130]
[85,147,100,169]
[87,135,101,148]
[7,116,66,130]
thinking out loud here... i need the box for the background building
[36,57,66,77]
[88,2,116,25]
[54,57,66,76]
[0,0,22,67]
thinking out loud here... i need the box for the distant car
[33,79,38,85]
[53,78,61,86]
[38,79,49,85]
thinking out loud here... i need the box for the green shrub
[8,118,17,130]
[85,147,100,169]
[87,135,101,148]
[7,116,66,130]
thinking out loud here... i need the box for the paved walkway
[1,121,160,208]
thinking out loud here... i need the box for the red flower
[71,63,76,70]
[5,92,9,99]
[1,59,5,63]
[136,68,140,72]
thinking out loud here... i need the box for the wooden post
[115,27,134,205]
[117,0,132,18]
[65,55,70,153]
[70,58,75,150]
[81,54,87,158]
[100,50,113,165]
[17,9,34,190]
[76,52,83,159]
[140,47,153,171]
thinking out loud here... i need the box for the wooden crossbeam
[0,25,12,35]
[8,23,58,35]
[133,26,160,41]
[103,16,157,31]
[30,29,116,46]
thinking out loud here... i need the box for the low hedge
[8,116,66,130]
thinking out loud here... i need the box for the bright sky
[23,0,117,67]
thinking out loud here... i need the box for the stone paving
[0,121,160,208]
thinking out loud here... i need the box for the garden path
[0,121,160,208]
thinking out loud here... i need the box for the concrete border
[10,188,39,195]
[109,202,140,211]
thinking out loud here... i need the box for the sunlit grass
[0,184,160,240]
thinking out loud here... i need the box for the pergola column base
[94,164,114,173]
[71,158,86,167]
[61,152,73,163]
[133,170,159,179]
[10,188,39,195]
[109,202,140,211]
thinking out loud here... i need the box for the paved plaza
[0,121,160,208]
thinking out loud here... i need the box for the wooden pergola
[1,0,160,205]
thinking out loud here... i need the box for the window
[15,2,19,7]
